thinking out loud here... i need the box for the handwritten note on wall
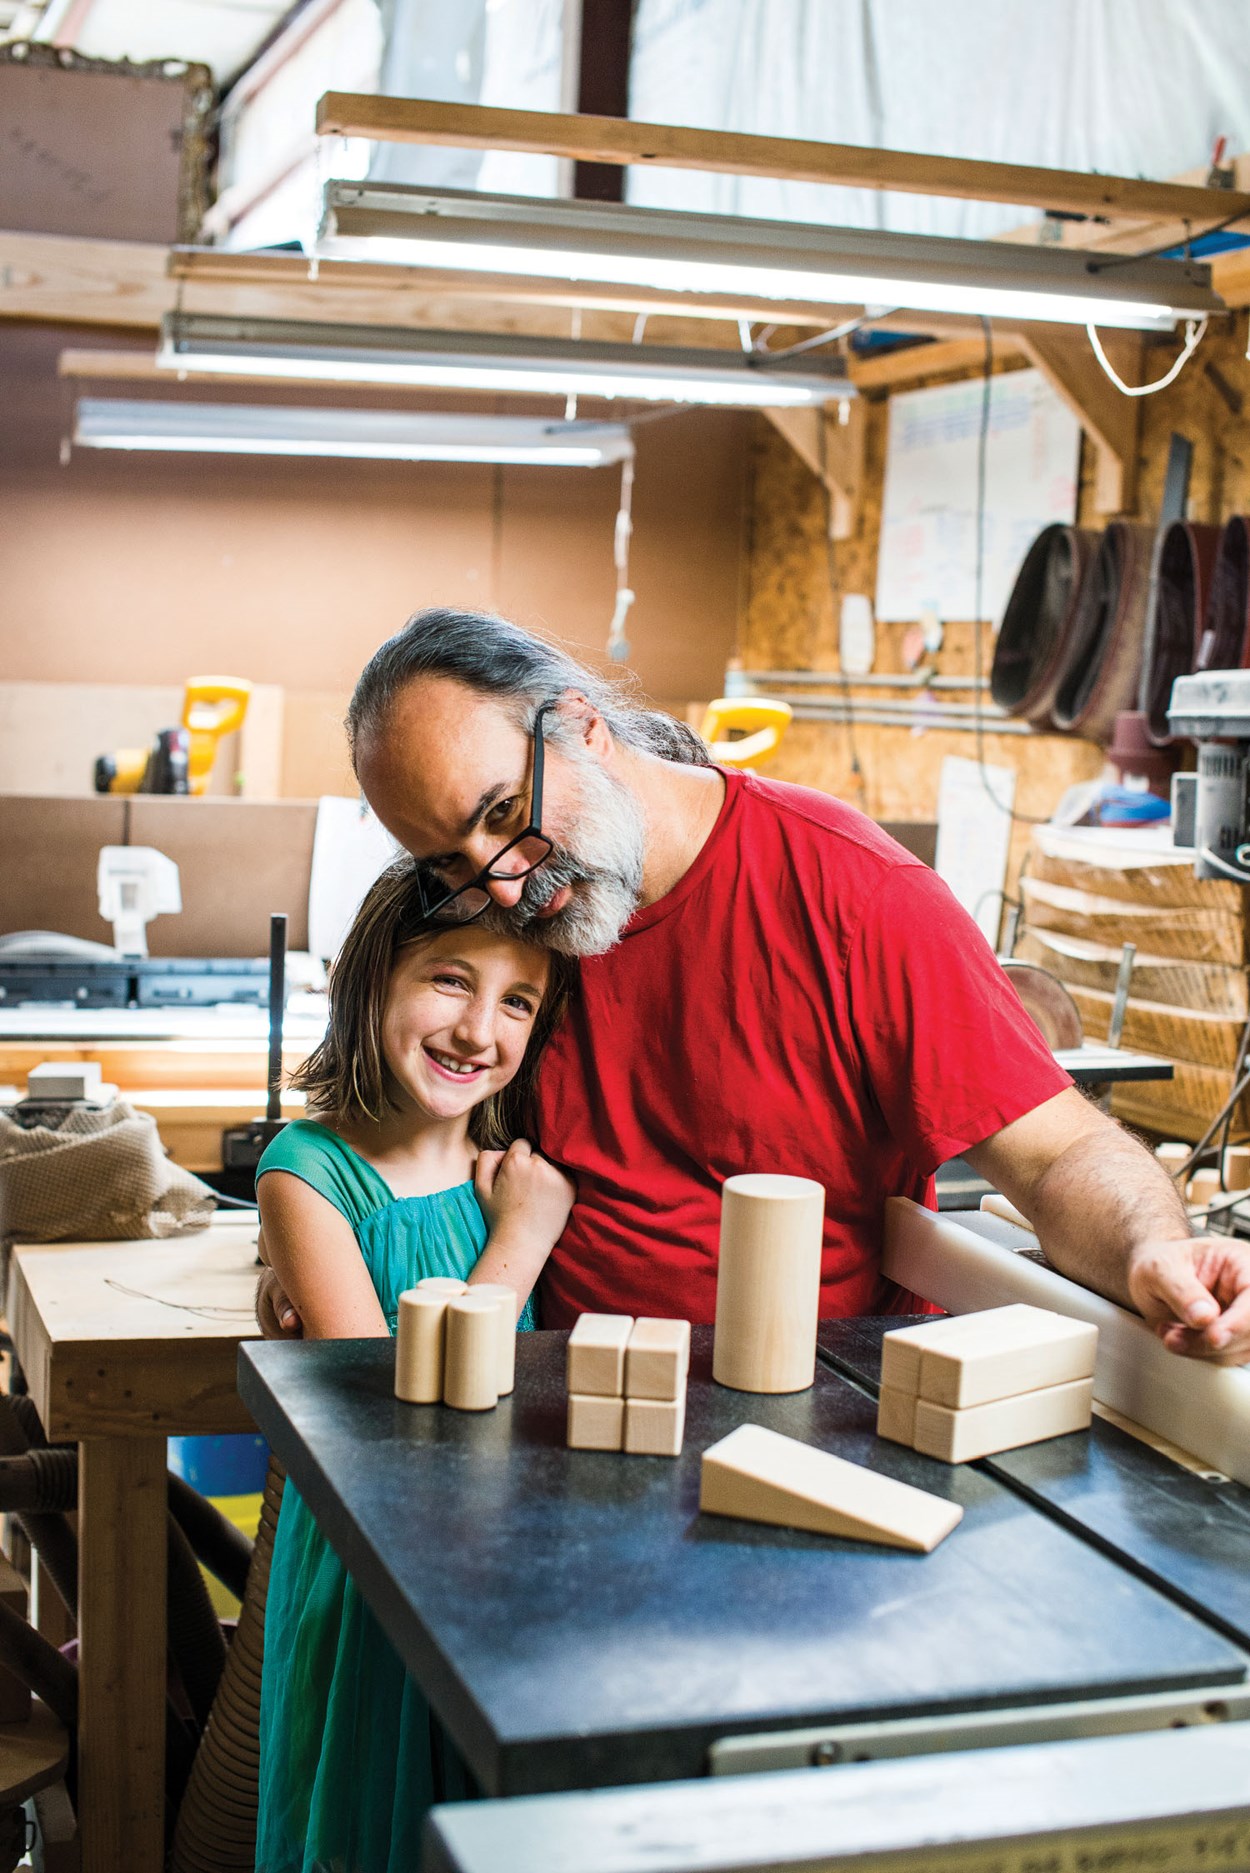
[875,368,1080,627]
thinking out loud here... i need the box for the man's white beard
[492,749,646,957]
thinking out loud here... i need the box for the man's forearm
[1015,1124,1191,1308]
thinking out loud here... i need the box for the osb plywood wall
[740,313,1250,895]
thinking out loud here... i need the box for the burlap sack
[0,1100,217,1242]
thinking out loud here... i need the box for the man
[261,607,1250,1363]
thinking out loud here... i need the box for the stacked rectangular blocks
[878,1304,1097,1463]
[567,1314,691,1455]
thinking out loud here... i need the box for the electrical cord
[1086,317,1208,398]
[970,317,1051,825]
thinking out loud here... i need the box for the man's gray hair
[347,608,712,768]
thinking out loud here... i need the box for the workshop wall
[1,322,750,796]
[740,314,1250,890]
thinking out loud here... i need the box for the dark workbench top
[818,1318,1250,1649]
[239,1328,1245,1797]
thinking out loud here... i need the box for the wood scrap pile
[1015,825,1247,1143]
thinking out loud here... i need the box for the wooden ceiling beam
[316,93,1250,227]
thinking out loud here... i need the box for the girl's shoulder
[256,1119,393,1230]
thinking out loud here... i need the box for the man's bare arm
[967,1087,1250,1363]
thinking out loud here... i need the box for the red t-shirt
[533,769,1070,1329]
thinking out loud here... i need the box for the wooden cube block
[881,1305,1097,1410]
[700,1423,962,1552]
[624,1318,691,1402]
[912,1376,1094,1465]
[567,1393,624,1451]
[623,1395,686,1457]
[876,1385,917,1448]
[567,1314,633,1396]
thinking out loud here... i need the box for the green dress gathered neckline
[253,1119,532,1872]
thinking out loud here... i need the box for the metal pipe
[731,668,992,692]
[782,701,1036,735]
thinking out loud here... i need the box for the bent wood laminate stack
[1015,824,1248,1142]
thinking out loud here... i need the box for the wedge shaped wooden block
[624,1395,686,1457]
[876,1385,917,1448]
[881,1304,1097,1410]
[567,1314,633,1397]
[567,1393,624,1451]
[624,1318,691,1402]
[913,1375,1094,1464]
[699,1423,962,1552]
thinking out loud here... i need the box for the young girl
[254,858,575,1873]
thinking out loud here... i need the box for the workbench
[238,1325,1248,1807]
[7,1221,261,1873]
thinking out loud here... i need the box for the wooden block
[978,1192,1033,1229]
[1188,1168,1222,1208]
[882,1196,1250,1489]
[567,1315,633,1397]
[0,1556,30,1723]
[913,1376,1094,1465]
[443,1295,500,1412]
[395,1288,454,1404]
[713,1174,825,1394]
[623,1395,686,1457]
[624,1318,691,1402]
[876,1386,917,1448]
[882,1304,1097,1410]
[699,1424,963,1553]
[468,1282,518,1396]
[1155,1141,1190,1175]
[567,1394,624,1451]
[1224,1145,1250,1192]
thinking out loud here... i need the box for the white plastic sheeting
[370,0,567,196]
[627,0,1250,237]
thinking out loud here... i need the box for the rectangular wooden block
[623,1395,686,1457]
[624,1318,691,1402]
[882,1304,1097,1410]
[567,1394,624,1452]
[875,1385,917,1448]
[913,1376,1095,1465]
[567,1314,633,1397]
[700,1423,962,1553]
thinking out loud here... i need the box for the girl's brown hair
[290,858,573,1149]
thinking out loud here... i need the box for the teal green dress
[254,1120,533,1873]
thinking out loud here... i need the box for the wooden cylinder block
[395,1288,456,1404]
[1224,1145,1250,1192]
[713,1173,825,1395]
[443,1294,502,1412]
[468,1282,519,1395]
[1154,1142,1189,1180]
[1188,1167,1222,1209]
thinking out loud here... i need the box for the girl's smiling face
[380,924,549,1121]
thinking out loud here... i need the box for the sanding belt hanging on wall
[1197,515,1250,674]
[1049,520,1156,745]
[990,524,1100,728]
[1138,519,1221,746]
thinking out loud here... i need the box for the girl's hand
[475,1139,575,1252]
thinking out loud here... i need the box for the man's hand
[255,1224,304,1339]
[968,1088,1250,1365]
[1127,1235,1250,1363]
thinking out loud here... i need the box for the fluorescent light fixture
[157,314,852,408]
[71,400,637,465]
[316,182,1224,332]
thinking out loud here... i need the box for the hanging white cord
[607,453,636,662]
[1086,316,1208,397]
